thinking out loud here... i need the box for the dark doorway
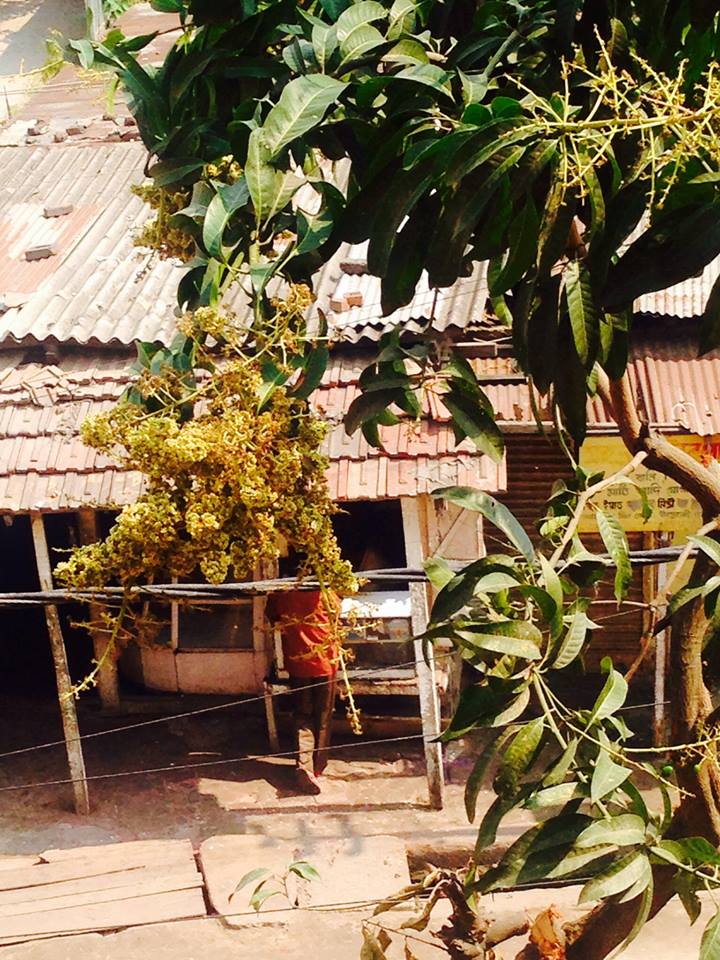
[0,513,94,696]
[332,499,407,572]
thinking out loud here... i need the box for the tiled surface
[0,350,506,509]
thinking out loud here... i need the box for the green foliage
[70,0,720,446]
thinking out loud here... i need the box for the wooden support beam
[77,509,120,710]
[401,497,445,810]
[30,513,90,816]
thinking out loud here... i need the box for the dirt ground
[0,692,536,860]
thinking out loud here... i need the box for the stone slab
[199,834,411,927]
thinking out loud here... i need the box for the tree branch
[597,372,720,518]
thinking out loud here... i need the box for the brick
[25,243,59,261]
[345,291,364,307]
[52,130,68,143]
[27,121,48,136]
[66,124,87,136]
[43,204,74,219]
[123,115,137,127]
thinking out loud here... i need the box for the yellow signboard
[578,436,718,536]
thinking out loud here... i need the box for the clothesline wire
[0,692,673,794]
[0,639,669,765]
[0,650,458,762]
[0,732,428,793]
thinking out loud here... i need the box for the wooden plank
[0,863,200,908]
[0,841,195,892]
[30,512,90,816]
[39,838,195,865]
[0,858,39,873]
[0,888,206,944]
[0,869,202,916]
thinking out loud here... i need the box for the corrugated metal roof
[3,329,720,512]
[1,141,716,351]
[0,350,505,510]
[0,143,500,348]
[0,143,185,346]
[587,337,720,436]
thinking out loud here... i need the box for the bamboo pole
[77,509,120,710]
[30,513,90,815]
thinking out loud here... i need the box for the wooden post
[653,542,669,747]
[77,509,120,710]
[401,497,445,810]
[31,513,90,815]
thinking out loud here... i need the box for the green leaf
[424,557,455,591]
[689,535,720,568]
[202,178,250,258]
[495,717,544,797]
[701,909,720,960]
[542,739,578,787]
[526,781,583,809]
[539,554,563,636]
[250,883,283,912]
[432,488,534,562]
[579,850,650,904]
[429,558,519,622]
[488,198,540,297]
[537,180,575,274]
[442,679,529,740]
[291,345,329,401]
[245,130,278,221]
[312,23,338,71]
[396,64,453,96]
[596,509,631,602]
[588,661,628,723]
[368,164,435,277]
[383,38,429,65]
[231,867,272,898]
[443,389,504,462]
[261,75,347,157]
[475,795,516,852]
[339,23,386,64]
[619,873,654,953]
[345,388,403,435]
[465,729,511,822]
[590,749,632,804]
[288,860,321,881]
[477,813,596,890]
[603,205,720,312]
[565,260,596,366]
[69,37,95,69]
[458,625,542,661]
[675,870,702,925]
[552,611,589,669]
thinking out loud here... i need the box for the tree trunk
[563,374,720,958]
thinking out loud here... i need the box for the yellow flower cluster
[131,184,196,261]
[57,348,355,604]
